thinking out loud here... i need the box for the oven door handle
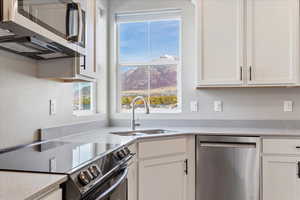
[95,168,128,200]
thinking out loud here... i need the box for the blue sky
[119,20,180,63]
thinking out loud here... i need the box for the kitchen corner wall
[0,49,106,149]
[109,0,300,122]
[0,0,109,149]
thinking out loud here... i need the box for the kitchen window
[116,10,182,113]
[73,82,96,115]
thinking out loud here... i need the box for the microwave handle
[66,3,78,41]
[66,2,82,42]
[76,2,83,43]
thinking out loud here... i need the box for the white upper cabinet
[196,0,299,87]
[246,0,299,85]
[197,0,244,86]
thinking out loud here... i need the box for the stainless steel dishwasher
[196,136,260,200]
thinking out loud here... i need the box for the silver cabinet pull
[200,142,256,148]
[240,66,243,81]
[298,162,300,178]
[184,159,188,175]
[249,66,252,81]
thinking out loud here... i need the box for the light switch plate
[214,101,223,112]
[190,101,198,112]
[284,101,293,112]
[50,99,57,115]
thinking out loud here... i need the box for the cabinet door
[39,189,62,200]
[197,0,244,86]
[139,155,187,200]
[128,144,138,200]
[263,156,300,200]
[246,0,299,85]
[128,161,137,200]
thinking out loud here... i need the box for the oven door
[1,0,86,55]
[83,168,128,200]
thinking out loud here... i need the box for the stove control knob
[124,147,131,155]
[117,150,125,160]
[89,164,102,178]
[78,170,92,186]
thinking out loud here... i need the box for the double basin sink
[111,129,176,136]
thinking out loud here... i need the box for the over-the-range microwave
[0,0,87,60]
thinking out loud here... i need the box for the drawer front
[40,189,62,200]
[263,139,300,155]
[139,138,186,159]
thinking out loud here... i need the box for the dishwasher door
[196,136,260,200]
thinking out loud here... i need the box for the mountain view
[121,65,177,92]
[121,64,178,111]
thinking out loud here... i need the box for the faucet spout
[131,96,150,130]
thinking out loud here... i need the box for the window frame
[73,82,97,116]
[115,10,183,113]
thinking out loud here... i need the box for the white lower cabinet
[139,155,187,200]
[38,188,62,200]
[263,156,300,200]
[137,136,195,200]
[262,138,300,200]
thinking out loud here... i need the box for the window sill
[118,110,182,114]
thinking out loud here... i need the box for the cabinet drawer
[139,138,186,159]
[40,189,62,200]
[263,139,300,155]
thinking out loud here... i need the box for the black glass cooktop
[0,133,133,174]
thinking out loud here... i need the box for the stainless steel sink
[111,129,175,136]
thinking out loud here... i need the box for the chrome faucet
[131,96,150,130]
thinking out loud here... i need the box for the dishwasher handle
[199,142,256,148]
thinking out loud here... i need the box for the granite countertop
[0,171,67,200]
[64,126,300,141]
[3,125,300,200]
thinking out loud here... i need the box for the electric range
[0,132,135,200]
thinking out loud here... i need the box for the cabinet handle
[184,159,188,175]
[249,66,252,81]
[240,66,243,81]
[298,162,300,178]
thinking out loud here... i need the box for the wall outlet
[50,99,57,115]
[214,101,223,112]
[49,157,57,172]
[284,101,293,112]
[190,101,198,112]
